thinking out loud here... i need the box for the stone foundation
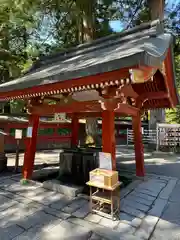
[43,179,83,197]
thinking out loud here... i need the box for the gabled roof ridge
[26,20,164,75]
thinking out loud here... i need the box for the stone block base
[43,179,83,197]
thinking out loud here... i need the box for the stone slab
[7,180,42,194]
[126,194,153,206]
[115,222,136,235]
[169,181,180,202]
[43,207,70,220]
[0,190,15,199]
[135,215,159,239]
[13,195,33,205]
[99,217,119,229]
[62,198,87,214]
[0,224,24,240]
[17,210,59,230]
[17,187,48,198]
[159,176,171,181]
[121,205,146,219]
[43,179,83,197]
[151,219,180,240]
[131,190,156,202]
[161,202,180,226]
[37,220,92,240]
[119,212,142,228]
[0,195,17,212]
[10,174,22,181]
[13,219,61,240]
[90,233,104,240]
[122,199,150,212]
[0,202,40,228]
[136,179,166,195]
[135,188,160,197]
[159,179,177,200]
[148,198,168,218]
[85,213,103,224]
[50,195,72,210]
[28,191,55,205]
[72,203,90,218]
[68,217,139,240]
[0,179,17,189]
[120,180,142,200]
[42,192,66,203]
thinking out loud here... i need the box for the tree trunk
[147,0,165,20]
[76,0,100,147]
[148,0,166,129]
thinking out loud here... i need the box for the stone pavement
[0,173,179,240]
[7,147,180,178]
[6,150,60,168]
[116,146,180,178]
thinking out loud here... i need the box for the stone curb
[68,217,139,240]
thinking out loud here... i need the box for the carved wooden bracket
[99,99,119,111]
[116,85,139,99]
[27,97,43,108]
[135,91,168,109]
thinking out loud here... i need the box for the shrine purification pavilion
[0,20,178,180]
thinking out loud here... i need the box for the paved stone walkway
[7,147,180,178]
[0,173,179,240]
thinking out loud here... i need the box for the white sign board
[15,129,23,139]
[54,113,66,122]
[27,127,33,138]
[141,127,144,134]
[99,152,112,170]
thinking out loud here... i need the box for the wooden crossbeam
[29,101,102,116]
[29,99,139,117]
[115,103,139,117]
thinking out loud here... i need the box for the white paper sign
[15,129,22,139]
[99,152,112,170]
[141,127,144,134]
[27,127,33,138]
[54,113,66,122]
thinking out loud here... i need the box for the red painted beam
[0,67,133,100]
[115,103,139,117]
[29,101,102,116]
[30,99,139,117]
[67,112,132,118]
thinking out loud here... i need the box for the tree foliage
[0,0,179,122]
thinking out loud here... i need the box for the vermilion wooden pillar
[22,115,39,179]
[71,114,79,147]
[102,110,116,170]
[132,113,145,177]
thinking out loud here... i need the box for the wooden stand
[86,181,120,220]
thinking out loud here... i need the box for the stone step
[43,179,83,197]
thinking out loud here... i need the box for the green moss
[20,179,29,185]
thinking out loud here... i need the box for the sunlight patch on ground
[116,152,152,158]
